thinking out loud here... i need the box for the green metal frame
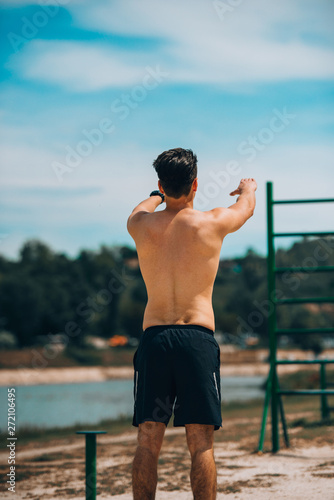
[258,182,334,453]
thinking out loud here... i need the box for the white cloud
[70,0,334,48]
[6,0,334,92]
[70,0,334,83]
[6,40,153,92]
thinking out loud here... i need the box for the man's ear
[193,178,198,192]
[158,180,165,194]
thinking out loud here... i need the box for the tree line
[0,238,333,350]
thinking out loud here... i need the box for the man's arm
[127,194,164,236]
[213,178,257,234]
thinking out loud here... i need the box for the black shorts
[132,325,222,430]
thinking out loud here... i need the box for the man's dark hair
[153,148,197,199]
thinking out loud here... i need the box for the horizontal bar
[278,390,334,395]
[275,328,334,335]
[276,359,334,365]
[272,198,334,205]
[275,297,334,304]
[76,431,107,435]
[274,266,334,273]
[273,231,334,238]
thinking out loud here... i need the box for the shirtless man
[127,148,257,499]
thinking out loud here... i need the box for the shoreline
[0,362,325,386]
[1,348,333,386]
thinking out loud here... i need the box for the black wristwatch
[150,190,165,204]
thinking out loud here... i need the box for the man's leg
[186,424,217,500]
[132,421,166,500]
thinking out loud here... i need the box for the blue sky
[0,0,334,260]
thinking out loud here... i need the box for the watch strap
[150,190,165,203]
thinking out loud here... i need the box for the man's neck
[165,195,194,212]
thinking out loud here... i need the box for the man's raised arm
[213,178,257,235]
[127,192,164,235]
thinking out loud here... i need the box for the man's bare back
[128,177,257,331]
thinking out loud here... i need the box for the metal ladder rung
[273,198,334,204]
[275,297,334,304]
[274,266,334,273]
[273,231,334,238]
[275,328,334,335]
[278,390,334,396]
[276,359,334,365]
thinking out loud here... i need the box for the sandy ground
[1,416,333,499]
[1,352,333,498]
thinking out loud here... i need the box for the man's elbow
[241,207,254,228]
[248,202,256,219]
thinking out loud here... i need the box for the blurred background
[0,0,333,433]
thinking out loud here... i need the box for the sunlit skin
[128,177,257,500]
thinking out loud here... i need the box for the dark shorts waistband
[143,324,214,336]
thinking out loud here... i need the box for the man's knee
[137,421,166,457]
[186,424,214,458]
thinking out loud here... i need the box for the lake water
[0,376,265,431]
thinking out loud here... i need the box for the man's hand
[230,178,257,197]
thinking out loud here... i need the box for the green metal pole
[86,434,97,500]
[277,374,290,448]
[266,182,279,452]
[320,364,329,420]
[76,431,107,500]
[258,366,272,452]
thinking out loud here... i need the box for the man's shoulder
[127,210,152,237]
[180,207,229,227]
[203,207,228,220]
[201,207,235,237]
